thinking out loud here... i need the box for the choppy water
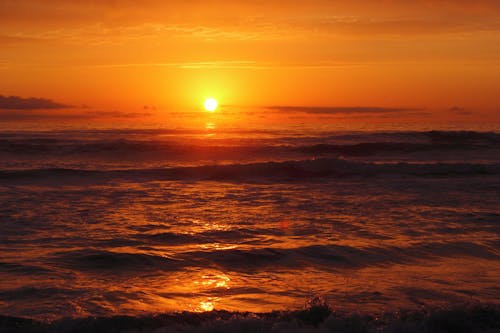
[0,128,499,319]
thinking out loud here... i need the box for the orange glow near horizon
[0,1,500,128]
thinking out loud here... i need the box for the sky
[1,0,499,128]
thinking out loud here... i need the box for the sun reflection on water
[195,272,230,289]
[197,299,216,312]
[199,243,237,251]
[192,272,230,312]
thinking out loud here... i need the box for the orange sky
[1,0,499,128]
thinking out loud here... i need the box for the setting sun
[204,98,218,112]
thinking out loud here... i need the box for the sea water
[0,128,499,319]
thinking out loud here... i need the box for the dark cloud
[266,106,423,115]
[0,95,69,110]
[0,109,151,121]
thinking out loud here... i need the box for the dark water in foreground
[2,304,500,333]
[0,129,499,320]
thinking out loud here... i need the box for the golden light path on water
[93,176,499,316]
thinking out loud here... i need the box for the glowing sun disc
[204,98,218,112]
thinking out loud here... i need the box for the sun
[204,98,218,112]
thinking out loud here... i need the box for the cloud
[311,18,500,36]
[90,60,368,70]
[0,109,151,121]
[0,95,69,110]
[265,106,424,115]
[0,96,152,121]
[3,1,500,44]
[92,60,260,69]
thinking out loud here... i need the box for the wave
[182,241,499,272]
[0,287,84,301]
[294,141,498,156]
[0,262,53,275]
[49,241,499,274]
[1,158,499,183]
[1,130,499,158]
[133,228,262,245]
[50,250,185,272]
[1,303,498,332]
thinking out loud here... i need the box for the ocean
[0,127,499,325]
